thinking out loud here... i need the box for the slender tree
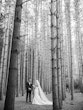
[16,54,19,97]
[60,0,66,100]
[65,0,74,100]
[51,0,61,109]
[20,46,24,96]
[0,9,5,100]
[34,0,38,84]
[32,49,35,84]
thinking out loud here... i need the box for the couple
[26,79,52,105]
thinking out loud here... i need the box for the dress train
[32,80,52,105]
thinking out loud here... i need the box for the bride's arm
[33,85,36,89]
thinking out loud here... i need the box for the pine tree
[4,0,22,109]
[65,0,74,100]
[51,0,60,109]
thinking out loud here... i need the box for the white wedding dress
[32,80,52,105]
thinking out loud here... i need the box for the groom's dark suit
[26,81,33,102]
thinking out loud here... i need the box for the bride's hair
[36,80,40,86]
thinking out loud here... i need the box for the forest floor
[0,92,83,110]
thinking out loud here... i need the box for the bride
[32,80,52,105]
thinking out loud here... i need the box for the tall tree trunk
[4,22,14,95]
[40,61,43,88]
[4,2,16,96]
[25,52,28,85]
[4,0,22,109]
[60,0,66,101]
[28,47,31,79]
[16,54,19,97]
[65,0,74,100]
[0,20,4,100]
[18,53,21,96]
[20,49,24,96]
[51,0,60,109]
[34,0,38,84]
[57,0,63,108]
[32,49,35,85]
[0,2,5,100]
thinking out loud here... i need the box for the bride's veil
[36,80,52,103]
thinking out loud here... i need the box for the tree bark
[65,0,74,100]
[4,0,22,109]
[51,0,60,109]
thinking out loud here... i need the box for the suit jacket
[26,82,33,92]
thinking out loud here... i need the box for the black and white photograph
[0,0,83,110]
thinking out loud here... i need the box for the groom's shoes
[26,100,32,104]
[29,100,32,104]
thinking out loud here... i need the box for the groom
[26,78,33,103]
